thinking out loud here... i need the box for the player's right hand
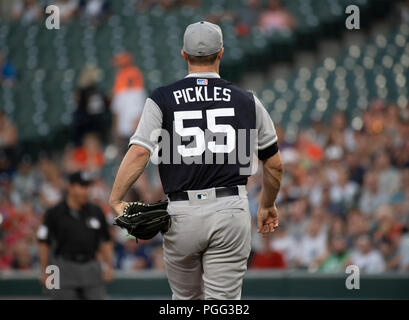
[257,203,279,237]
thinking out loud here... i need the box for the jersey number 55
[174,108,236,157]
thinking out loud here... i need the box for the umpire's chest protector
[150,77,257,194]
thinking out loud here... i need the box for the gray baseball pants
[163,185,252,300]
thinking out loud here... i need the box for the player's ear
[181,50,188,62]
[217,48,224,60]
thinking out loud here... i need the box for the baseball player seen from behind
[109,21,283,300]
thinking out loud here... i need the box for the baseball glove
[113,201,170,242]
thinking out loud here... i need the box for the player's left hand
[110,200,128,217]
[257,203,279,237]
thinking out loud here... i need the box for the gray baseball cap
[183,21,223,57]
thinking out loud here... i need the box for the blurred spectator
[63,133,105,174]
[11,155,39,208]
[250,235,286,269]
[345,152,365,186]
[73,65,110,145]
[327,112,355,151]
[295,218,327,270]
[15,201,40,238]
[0,197,20,256]
[270,223,298,267]
[375,153,401,196]
[0,238,13,270]
[373,206,402,244]
[0,51,17,86]
[306,167,325,207]
[310,206,331,237]
[346,210,370,247]
[11,239,33,270]
[12,0,42,24]
[307,121,328,148]
[394,138,409,168]
[287,199,308,241]
[154,0,175,11]
[79,0,110,25]
[298,131,324,163]
[38,158,64,209]
[89,176,112,214]
[329,167,359,215]
[235,0,261,37]
[319,235,350,273]
[259,0,296,33]
[55,0,78,22]
[116,239,150,270]
[111,52,147,154]
[0,0,12,20]
[379,237,400,271]
[349,235,385,273]
[329,216,347,236]
[0,110,18,165]
[0,111,18,151]
[359,171,389,216]
[135,0,157,12]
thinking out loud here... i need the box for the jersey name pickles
[173,86,231,104]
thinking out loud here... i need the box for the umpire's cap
[68,171,93,186]
[183,21,223,57]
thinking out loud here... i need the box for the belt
[168,186,239,201]
[59,253,95,264]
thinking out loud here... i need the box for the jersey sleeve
[128,97,163,153]
[254,94,279,161]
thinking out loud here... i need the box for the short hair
[186,52,219,66]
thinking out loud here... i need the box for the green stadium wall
[1,271,408,299]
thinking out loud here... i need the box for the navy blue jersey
[129,73,278,194]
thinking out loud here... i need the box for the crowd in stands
[2,0,111,25]
[248,102,409,272]
[136,0,296,33]
[1,0,297,35]
[1,96,409,273]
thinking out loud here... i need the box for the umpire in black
[37,171,113,300]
